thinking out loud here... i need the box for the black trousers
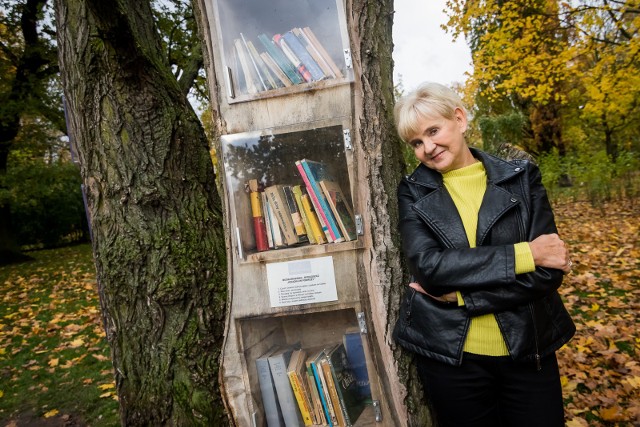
[416,352,565,427]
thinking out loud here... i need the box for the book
[256,346,285,427]
[301,27,344,79]
[292,185,319,244]
[320,351,348,427]
[282,30,325,82]
[273,33,313,83]
[264,185,299,246]
[249,180,269,252]
[262,192,275,249]
[287,349,314,426]
[301,192,327,244]
[325,343,367,426]
[305,357,327,425]
[298,159,344,243]
[293,27,336,79]
[319,180,357,242]
[258,33,304,85]
[233,38,258,94]
[246,37,280,90]
[309,349,338,426]
[264,194,285,248]
[241,33,269,91]
[261,52,293,87]
[343,330,371,400]
[282,185,308,241]
[269,346,305,427]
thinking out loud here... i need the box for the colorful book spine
[261,192,275,249]
[249,179,269,252]
[298,160,344,242]
[282,31,325,81]
[282,185,308,240]
[306,362,327,425]
[264,185,298,246]
[321,357,347,427]
[273,34,313,83]
[309,352,334,427]
[246,38,279,90]
[301,193,326,244]
[291,185,316,244]
[295,161,333,243]
[258,34,304,85]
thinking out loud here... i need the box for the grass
[0,244,119,426]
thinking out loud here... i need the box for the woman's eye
[428,128,439,136]
[410,140,422,148]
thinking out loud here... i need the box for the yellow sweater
[443,161,535,356]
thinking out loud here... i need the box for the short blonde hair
[394,82,466,143]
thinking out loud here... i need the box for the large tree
[55,0,227,424]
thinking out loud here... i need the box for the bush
[5,160,88,248]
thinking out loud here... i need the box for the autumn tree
[55,0,228,424]
[445,0,572,155]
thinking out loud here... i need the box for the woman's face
[407,107,475,174]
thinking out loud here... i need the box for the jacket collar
[406,147,525,187]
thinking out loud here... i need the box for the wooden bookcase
[199,0,393,425]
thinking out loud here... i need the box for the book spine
[306,363,327,425]
[258,34,304,84]
[317,360,339,426]
[293,27,336,79]
[246,39,278,90]
[265,186,298,246]
[282,31,325,81]
[282,185,307,239]
[319,180,356,242]
[273,34,313,83]
[322,360,347,427]
[249,186,269,252]
[288,371,314,426]
[233,38,257,94]
[256,355,285,427]
[300,160,344,242]
[291,186,316,244]
[261,193,275,249]
[302,27,344,79]
[270,352,304,427]
[260,52,292,87]
[241,33,268,91]
[301,194,326,244]
[295,161,334,242]
[311,359,334,427]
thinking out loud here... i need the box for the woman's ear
[454,107,468,133]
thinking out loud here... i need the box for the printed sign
[266,256,338,307]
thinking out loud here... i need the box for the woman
[392,82,575,427]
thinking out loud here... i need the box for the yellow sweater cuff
[514,242,536,274]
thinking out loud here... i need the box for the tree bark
[55,0,228,425]
[349,0,434,425]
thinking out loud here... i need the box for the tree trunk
[55,0,228,425]
[349,0,434,425]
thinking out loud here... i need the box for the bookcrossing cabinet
[199,0,397,425]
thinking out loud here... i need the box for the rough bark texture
[55,0,228,425]
[349,0,434,425]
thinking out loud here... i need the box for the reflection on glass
[222,125,354,255]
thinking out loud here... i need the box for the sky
[392,0,472,92]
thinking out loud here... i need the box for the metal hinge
[373,400,382,422]
[343,129,352,150]
[355,214,363,235]
[357,312,367,334]
[343,49,353,69]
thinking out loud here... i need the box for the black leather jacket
[393,148,575,367]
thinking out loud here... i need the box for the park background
[1,0,639,426]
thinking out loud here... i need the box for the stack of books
[247,159,357,252]
[255,330,371,427]
[230,27,344,96]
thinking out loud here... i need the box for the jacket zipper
[529,302,542,371]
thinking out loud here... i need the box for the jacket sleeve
[461,163,565,315]
[398,180,517,296]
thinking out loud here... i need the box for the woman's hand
[409,282,458,303]
[529,233,572,274]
